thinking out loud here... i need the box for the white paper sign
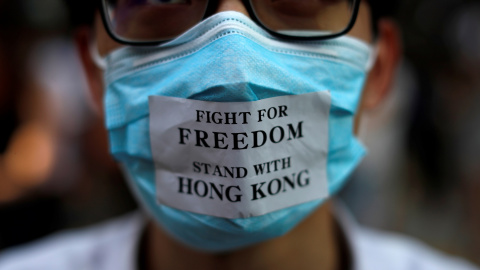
[149,91,331,219]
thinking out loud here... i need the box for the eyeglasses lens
[251,0,355,37]
[104,0,209,42]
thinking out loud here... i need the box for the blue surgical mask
[100,11,375,252]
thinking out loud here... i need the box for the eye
[147,0,189,4]
[107,0,189,6]
[268,0,345,17]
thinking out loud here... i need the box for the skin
[0,67,58,202]
[75,0,401,269]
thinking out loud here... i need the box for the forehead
[95,2,373,56]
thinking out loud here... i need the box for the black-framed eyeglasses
[100,0,361,46]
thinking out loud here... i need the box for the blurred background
[0,0,136,250]
[0,0,478,266]
[341,0,480,265]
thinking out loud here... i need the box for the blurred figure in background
[0,0,135,250]
[0,3,58,202]
[445,2,480,261]
[0,0,65,249]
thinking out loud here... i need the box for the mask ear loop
[85,32,107,116]
[89,37,107,70]
[365,42,379,72]
[357,41,380,141]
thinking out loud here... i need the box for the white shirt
[0,213,144,270]
[0,209,477,270]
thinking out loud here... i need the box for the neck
[142,201,345,270]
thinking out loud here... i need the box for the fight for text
[195,105,288,125]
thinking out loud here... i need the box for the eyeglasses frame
[99,0,361,46]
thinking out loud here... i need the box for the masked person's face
[79,0,400,252]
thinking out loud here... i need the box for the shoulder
[352,225,479,270]
[333,202,479,270]
[0,212,145,270]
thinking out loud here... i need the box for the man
[0,0,477,269]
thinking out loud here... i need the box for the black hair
[64,0,97,28]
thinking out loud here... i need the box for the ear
[75,26,105,115]
[361,18,402,110]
